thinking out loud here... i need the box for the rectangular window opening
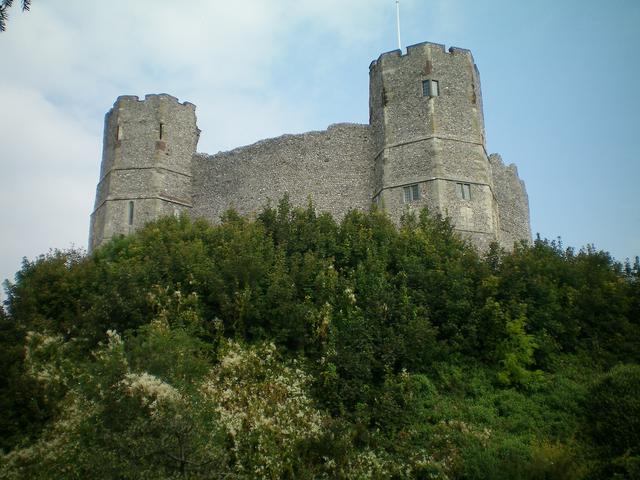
[159,123,164,140]
[431,80,439,97]
[422,79,439,97]
[457,183,471,200]
[404,184,421,203]
[128,201,134,225]
[116,124,122,141]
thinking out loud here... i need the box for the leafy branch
[0,0,31,32]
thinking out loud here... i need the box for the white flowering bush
[1,321,228,479]
[201,340,329,478]
[2,320,340,479]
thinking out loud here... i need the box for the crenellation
[89,42,531,253]
[406,41,446,55]
[448,46,472,55]
[116,95,140,102]
[371,49,402,67]
[144,93,179,102]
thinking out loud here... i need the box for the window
[159,123,164,140]
[422,79,439,97]
[116,124,122,141]
[128,201,134,225]
[457,183,471,200]
[404,184,420,203]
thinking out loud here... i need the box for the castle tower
[89,94,199,252]
[370,42,500,249]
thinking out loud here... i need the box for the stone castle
[89,41,531,252]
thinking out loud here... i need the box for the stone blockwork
[192,124,375,223]
[89,42,531,252]
[369,42,499,250]
[489,154,532,248]
[89,94,199,251]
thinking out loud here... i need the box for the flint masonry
[90,42,531,252]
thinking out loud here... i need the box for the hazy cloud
[0,84,97,288]
[0,0,392,293]
[3,0,637,299]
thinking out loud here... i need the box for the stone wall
[90,44,532,253]
[490,153,532,248]
[89,94,199,251]
[191,123,375,223]
[368,42,498,249]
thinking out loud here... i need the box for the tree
[0,0,31,32]
[584,364,640,478]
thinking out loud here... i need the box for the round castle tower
[369,42,499,249]
[89,94,199,252]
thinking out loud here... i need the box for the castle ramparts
[90,42,531,252]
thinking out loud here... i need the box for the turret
[369,42,499,249]
[89,94,199,251]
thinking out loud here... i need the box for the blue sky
[1,0,639,295]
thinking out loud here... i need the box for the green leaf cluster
[1,200,638,478]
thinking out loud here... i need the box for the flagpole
[395,0,402,50]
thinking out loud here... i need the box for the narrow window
[116,124,122,141]
[422,80,430,97]
[422,79,440,97]
[128,201,134,225]
[457,183,471,200]
[412,184,420,200]
[404,184,421,203]
[431,80,439,96]
[404,186,412,203]
[159,123,164,140]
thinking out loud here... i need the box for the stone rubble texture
[90,42,531,252]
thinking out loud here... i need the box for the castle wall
[369,42,498,249]
[191,123,375,223]
[89,94,198,251]
[370,43,486,148]
[90,43,532,254]
[489,154,532,248]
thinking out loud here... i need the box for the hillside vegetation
[1,200,639,479]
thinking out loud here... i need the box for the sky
[1,0,639,297]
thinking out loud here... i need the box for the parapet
[105,93,197,128]
[112,93,196,109]
[490,153,520,176]
[369,41,475,70]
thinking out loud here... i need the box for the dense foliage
[1,200,639,478]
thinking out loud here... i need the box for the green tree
[584,364,640,478]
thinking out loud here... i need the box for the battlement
[370,41,474,70]
[198,122,370,157]
[111,93,196,111]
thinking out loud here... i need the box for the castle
[89,41,531,252]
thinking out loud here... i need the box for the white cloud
[2,0,389,101]
[1,0,637,297]
[0,0,393,295]
[0,84,97,291]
